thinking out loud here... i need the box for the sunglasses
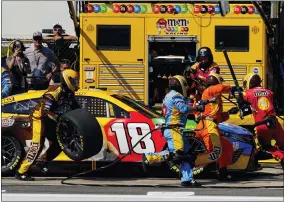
[33,37,42,41]
[53,28,62,31]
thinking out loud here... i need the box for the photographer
[6,40,31,95]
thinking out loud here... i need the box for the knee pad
[208,146,221,162]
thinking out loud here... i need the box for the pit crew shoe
[217,167,234,181]
[181,180,202,187]
[15,172,35,181]
[36,162,49,174]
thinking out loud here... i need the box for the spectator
[49,59,70,86]
[24,31,60,90]
[44,23,77,41]
[6,40,31,94]
[44,23,77,62]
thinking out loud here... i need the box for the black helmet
[197,47,213,71]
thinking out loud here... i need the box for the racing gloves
[228,107,239,115]
[195,105,205,112]
[231,86,243,94]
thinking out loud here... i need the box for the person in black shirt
[6,40,31,95]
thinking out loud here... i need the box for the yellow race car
[1,89,169,174]
[1,89,261,175]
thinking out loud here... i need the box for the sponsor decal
[254,91,268,97]
[87,24,94,32]
[257,96,270,110]
[85,79,94,83]
[26,142,40,163]
[252,26,259,34]
[156,18,189,35]
[2,96,15,105]
[2,117,15,127]
[75,91,87,96]
[253,67,259,74]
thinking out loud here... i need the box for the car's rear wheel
[186,135,208,176]
[56,108,103,161]
[1,134,23,175]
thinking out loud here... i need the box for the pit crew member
[143,75,205,187]
[15,69,80,181]
[185,47,220,102]
[1,67,12,98]
[242,73,284,170]
[194,73,240,181]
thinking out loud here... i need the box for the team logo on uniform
[257,97,270,110]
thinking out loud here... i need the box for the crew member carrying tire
[142,75,205,187]
[15,69,80,181]
[242,73,284,170]
[194,73,240,181]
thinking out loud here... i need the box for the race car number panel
[105,111,166,162]
[111,122,155,154]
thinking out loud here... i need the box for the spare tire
[56,108,103,161]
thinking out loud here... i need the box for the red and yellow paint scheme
[1,89,167,163]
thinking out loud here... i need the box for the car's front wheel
[1,134,23,175]
[56,108,104,161]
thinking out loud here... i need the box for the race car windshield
[111,95,161,118]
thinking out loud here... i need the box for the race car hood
[218,122,253,136]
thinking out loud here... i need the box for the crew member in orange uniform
[194,73,240,180]
[242,73,284,170]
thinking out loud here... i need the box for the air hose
[61,120,207,186]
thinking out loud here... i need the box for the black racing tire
[56,108,103,161]
[186,135,208,176]
[1,134,24,175]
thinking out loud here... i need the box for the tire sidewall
[1,135,23,174]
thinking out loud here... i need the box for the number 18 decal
[111,122,155,154]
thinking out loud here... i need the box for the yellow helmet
[61,69,79,92]
[206,73,224,86]
[169,75,188,97]
[243,73,261,91]
[2,67,7,74]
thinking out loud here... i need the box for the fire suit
[17,85,80,174]
[188,62,220,100]
[144,90,194,183]
[243,87,284,160]
[1,67,12,98]
[194,84,234,169]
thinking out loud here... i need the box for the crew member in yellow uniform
[15,69,80,181]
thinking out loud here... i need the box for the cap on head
[53,23,62,29]
[33,31,42,38]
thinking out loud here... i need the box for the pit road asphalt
[2,163,283,197]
